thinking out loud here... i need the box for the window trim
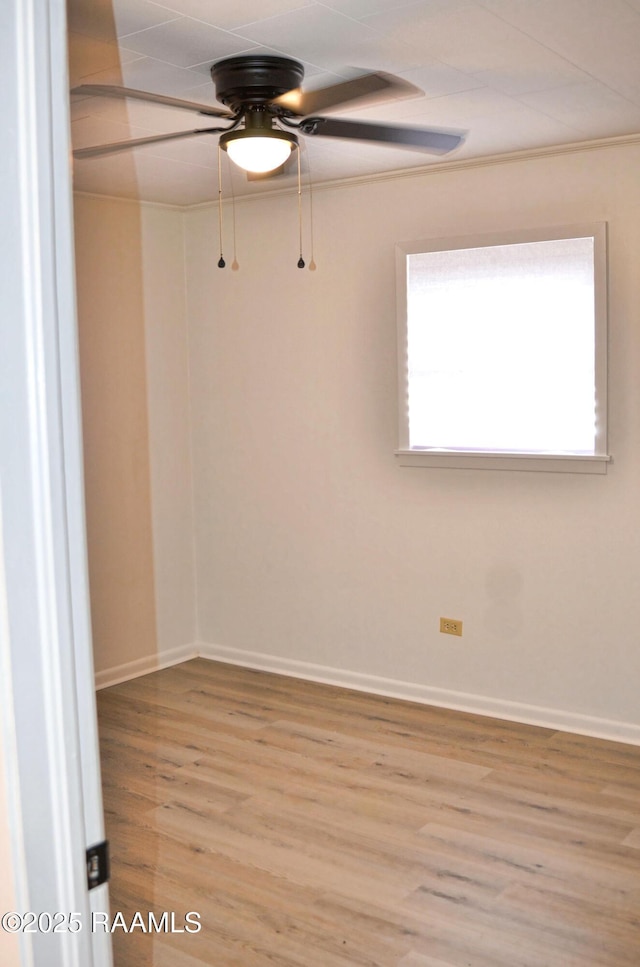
[395,223,609,474]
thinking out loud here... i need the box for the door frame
[0,0,112,964]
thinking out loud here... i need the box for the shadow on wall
[70,7,159,680]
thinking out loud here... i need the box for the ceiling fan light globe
[225,136,292,173]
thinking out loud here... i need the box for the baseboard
[196,640,640,747]
[95,644,198,690]
[96,639,640,745]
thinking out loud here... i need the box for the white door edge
[0,0,112,964]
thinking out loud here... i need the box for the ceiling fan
[71,54,465,175]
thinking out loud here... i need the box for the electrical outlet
[440,617,463,637]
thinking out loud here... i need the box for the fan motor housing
[211,55,305,111]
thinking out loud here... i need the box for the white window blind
[396,225,609,473]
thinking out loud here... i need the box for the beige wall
[185,141,640,731]
[74,141,640,735]
[74,195,195,677]
[140,206,196,657]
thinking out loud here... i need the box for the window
[395,224,609,473]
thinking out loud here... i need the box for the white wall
[185,141,640,738]
[74,195,195,681]
[0,715,21,967]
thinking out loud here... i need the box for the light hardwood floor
[97,659,640,967]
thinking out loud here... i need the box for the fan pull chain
[305,143,317,272]
[225,153,240,271]
[297,148,305,268]
[217,146,225,268]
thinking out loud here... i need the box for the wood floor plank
[622,828,640,848]
[98,659,640,966]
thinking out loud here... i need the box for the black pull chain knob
[218,256,226,268]
[297,257,305,268]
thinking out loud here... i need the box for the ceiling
[69,0,640,206]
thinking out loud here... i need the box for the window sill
[395,450,611,474]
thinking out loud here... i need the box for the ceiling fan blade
[71,84,233,119]
[73,128,223,159]
[299,117,464,154]
[273,71,421,116]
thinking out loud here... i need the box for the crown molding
[73,130,640,212]
[72,189,186,211]
[185,130,640,210]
